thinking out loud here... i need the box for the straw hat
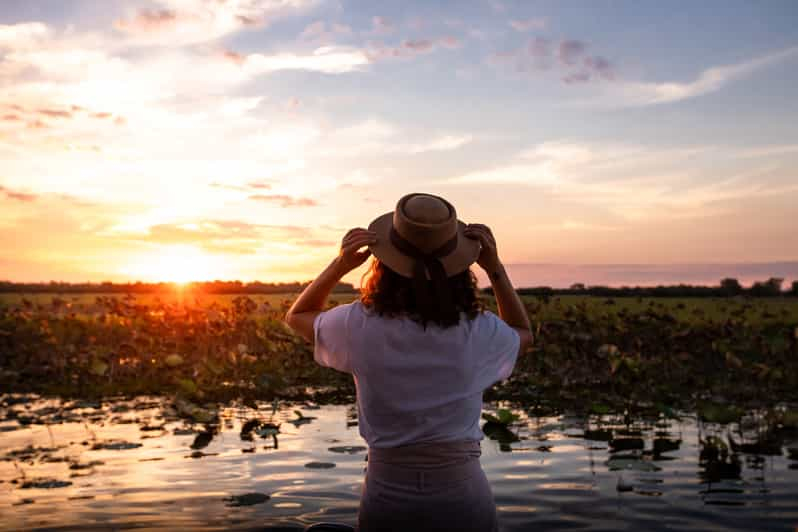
[367,193,480,279]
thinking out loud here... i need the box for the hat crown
[404,195,450,224]
[393,193,458,254]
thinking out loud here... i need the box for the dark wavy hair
[359,258,483,328]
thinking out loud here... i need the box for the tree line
[0,280,357,294]
[1,277,796,297]
[482,277,798,298]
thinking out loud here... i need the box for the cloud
[491,37,614,82]
[366,36,462,61]
[114,9,180,33]
[608,46,798,106]
[299,20,352,44]
[248,194,318,207]
[0,185,38,202]
[0,22,49,49]
[113,0,318,45]
[558,40,586,65]
[125,219,320,255]
[509,18,546,32]
[405,135,473,153]
[439,36,462,50]
[237,46,369,74]
[447,140,797,221]
[403,39,435,53]
[368,16,394,36]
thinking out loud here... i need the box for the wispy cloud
[248,194,319,207]
[237,46,369,74]
[299,20,353,44]
[114,0,317,45]
[367,16,395,36]
[509,18,546,32]
[0,185,38,202]
[607,46,798,106]
[365,36,462,61]
[447,140,797,221]
[558,40,586,65]
[491,37,615,82]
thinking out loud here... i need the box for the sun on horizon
[120,245,227,285]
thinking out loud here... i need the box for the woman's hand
[337,227,376,273]
[464,223,501,273]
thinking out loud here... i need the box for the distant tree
[570,283,586,291]
[749,277,784,297]
[720,278,743,296]
[790,281,798,297]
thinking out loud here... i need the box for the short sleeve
[313,303,355,373]
[475,311,520,387]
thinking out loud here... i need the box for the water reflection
[1,395,797,531]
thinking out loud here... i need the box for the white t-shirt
[313,301,520,448]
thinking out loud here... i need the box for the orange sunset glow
[0,1,796,287]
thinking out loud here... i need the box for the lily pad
[91,440,142,451]
[482,409,519,426]
[224,492,270,507]
[304,461,336,469]
[328,445,367,454]
[21,478,73,489]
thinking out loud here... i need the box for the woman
[285,193,533,532]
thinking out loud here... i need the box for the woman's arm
[284,228,376,342]
[464,224,533,353]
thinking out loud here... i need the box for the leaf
[177,378,197,395]
[481,409,519,426]
[597,344,619,357]
[724,352,743,369]
[165,354,184,367]
[304,461,336,469]
[89,359,108,376]
[224,492,269,507]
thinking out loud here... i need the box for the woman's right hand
[464,223,501,273]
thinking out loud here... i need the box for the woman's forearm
[488,263,531,331]
[287,257,348,316]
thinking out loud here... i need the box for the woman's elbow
[517,328,534,354]
[284,310,297,330]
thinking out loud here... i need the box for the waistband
[366,455,482,489]
[366,441,483,489]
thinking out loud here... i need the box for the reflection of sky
[2,398,798,530]
[0,1,797,283]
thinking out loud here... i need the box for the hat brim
[367,212,481,278]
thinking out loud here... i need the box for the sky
[1,0,797,287]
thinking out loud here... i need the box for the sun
[122,245,223,283]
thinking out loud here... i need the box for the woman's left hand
[337,228,376,273]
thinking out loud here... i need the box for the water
[1,396,797,531]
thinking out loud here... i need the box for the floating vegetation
[20,478,72,489]
[223,492,270,507]
[0,294,795,409]
[304,461,336,469]
[328,446,367,454]
[90,441,142,451]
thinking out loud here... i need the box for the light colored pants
[357,441,498,532]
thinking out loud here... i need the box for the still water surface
[1,396,797,531]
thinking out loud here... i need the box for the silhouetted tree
[790,281,798,297]
[749,277,784,297]
[720,278,743,296]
